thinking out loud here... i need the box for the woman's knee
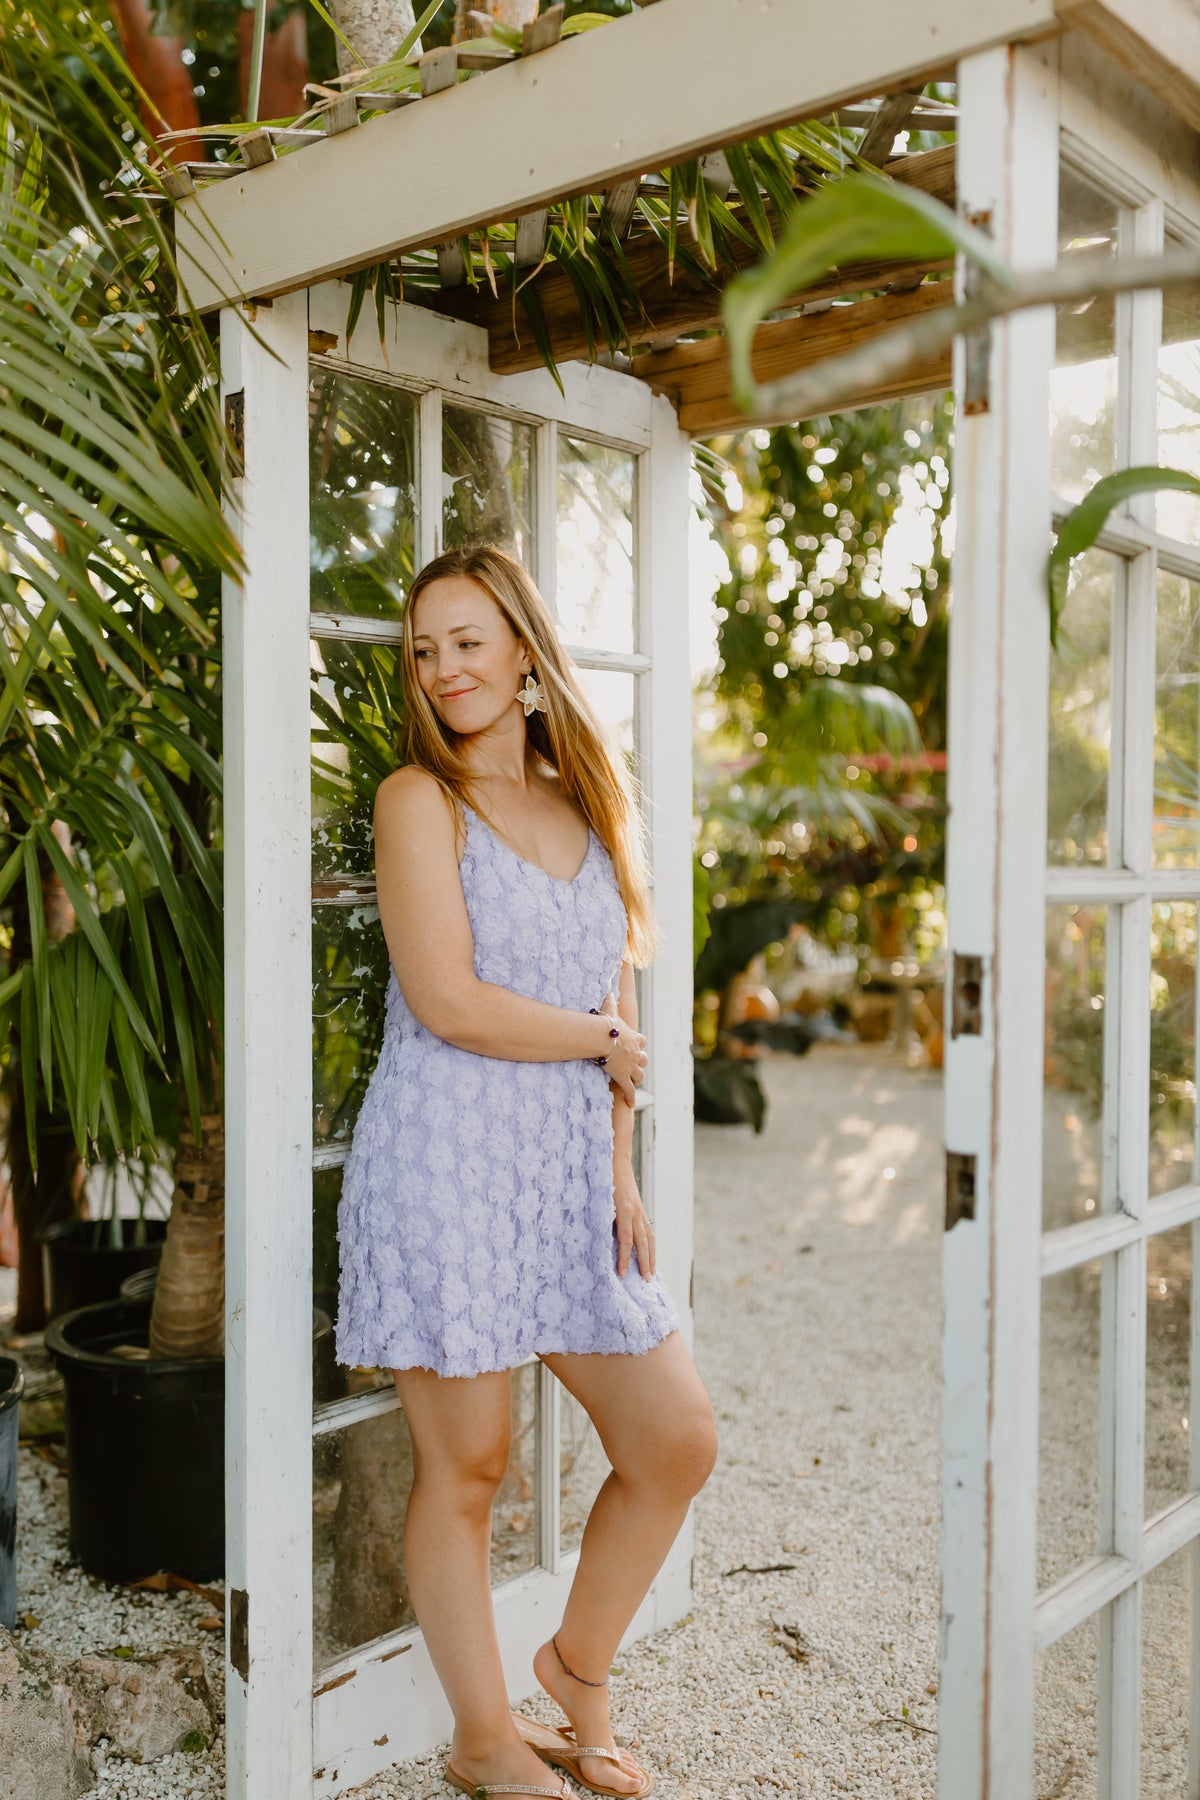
[412,1427,511,1513]
[618,1397,717,1499]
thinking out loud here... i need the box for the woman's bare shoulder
[375,767,463,854]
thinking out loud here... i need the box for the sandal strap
[563,1747,622,1764]
[467,1785,570,1797]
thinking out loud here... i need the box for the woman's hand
[614,1160,655,1278]
[599,991,647,1107]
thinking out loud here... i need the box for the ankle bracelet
[552,1633,609,1688]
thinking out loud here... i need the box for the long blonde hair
[399,544,656,966]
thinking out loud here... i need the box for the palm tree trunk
[147,1106,225,1359]
[331,0,419,75]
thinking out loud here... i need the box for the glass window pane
[1048,550,1113,867]
[1149,902,1197,1197]
[574,667,636,765]
[443,404,534,563]
[1142,1549,1192,1792]
[313,1162,392,1405]
[312,636,402,880]
[1044,905,1107,1232]
[1157,233,1200,543]
[1154,574,1200,869]
[1038,1260,1103,1591]
[1035,1611,1099,1798]
[556,436,636,653]
[313,901,390,1148]
[310,370,416,620]
[560,1386,611,1557]
[1145,1223,1192,1520]
[314,1406,414,1667]
[492,1362,539,1587]
[1052,170,1119,506]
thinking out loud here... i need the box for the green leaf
[693,858,712,968]
[1049,466,1200,643]
[722,172,1010,414]
[560,12,614,34]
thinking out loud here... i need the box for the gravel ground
[3,1043,1190,1798]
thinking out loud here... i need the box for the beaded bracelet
[588,1007,621,1067]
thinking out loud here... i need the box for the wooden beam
[175,0,1058,311]
[412,144,957,375]
[635,280,954,434]
[858,91,922,163]
[1056,0,1200,133]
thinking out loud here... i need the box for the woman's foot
[449,1719,573,1796]
[530,1638,647,1796]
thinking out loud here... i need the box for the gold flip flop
[444,1766,577,1800]
[513,1715,654,1799]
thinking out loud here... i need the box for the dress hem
[334,1318,680,1381]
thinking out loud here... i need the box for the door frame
[940,37,1200,1798]
[222,286,696,1799]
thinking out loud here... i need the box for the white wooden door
[221,286,695,1799]
[940,38,1200,1800]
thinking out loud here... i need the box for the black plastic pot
[0,1356,24,1629]
[45,1297,339,1581]
[44,1298,223,1582]
[40,1217,167,1323]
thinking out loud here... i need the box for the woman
[335,545,717,1800]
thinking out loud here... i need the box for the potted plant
[39,1158,169,1323]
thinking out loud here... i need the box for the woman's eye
[459,640,480,649]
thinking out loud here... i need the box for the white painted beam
[1057,0,1200,134]
[939,41,1059,1800]
[221,289,315,1800]
[176,0,1059,312]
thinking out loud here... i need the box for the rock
[0,1627,216,1800]
[70,1642,215,1762]
[0,1628,90,1800]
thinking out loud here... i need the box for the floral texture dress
[335,803,681,1378]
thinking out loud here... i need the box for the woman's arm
[374,767,643,1100]
[608,959,656,1276]
[610,961,639,1155]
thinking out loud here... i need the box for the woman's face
[411,575,529,738]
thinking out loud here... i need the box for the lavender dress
[334,803,681,1379]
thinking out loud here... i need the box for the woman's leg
[393,1365,563,1789]
[532,1331,718,1792]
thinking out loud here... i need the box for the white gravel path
[4,1043,1189,1797]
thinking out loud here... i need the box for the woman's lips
[439,687,475,700]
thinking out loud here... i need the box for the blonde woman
[335,546,717,1800]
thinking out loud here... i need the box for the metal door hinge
[962,209,992,416]
[229,1586,249,1683]
[224,389,245,474]
[945,1151,977,1231]
[950,953,984,1038]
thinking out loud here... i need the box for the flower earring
[516,671,548,717]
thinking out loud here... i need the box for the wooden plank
[858,90,921,163]
[635,281,953,432]
[175,0,1058,311]
[239,129,277,170]
[1057,0,1200,133]
[674,354,951,433]
[600,176,641,240]
[412,145,956,374]
[220,288,314,1800]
